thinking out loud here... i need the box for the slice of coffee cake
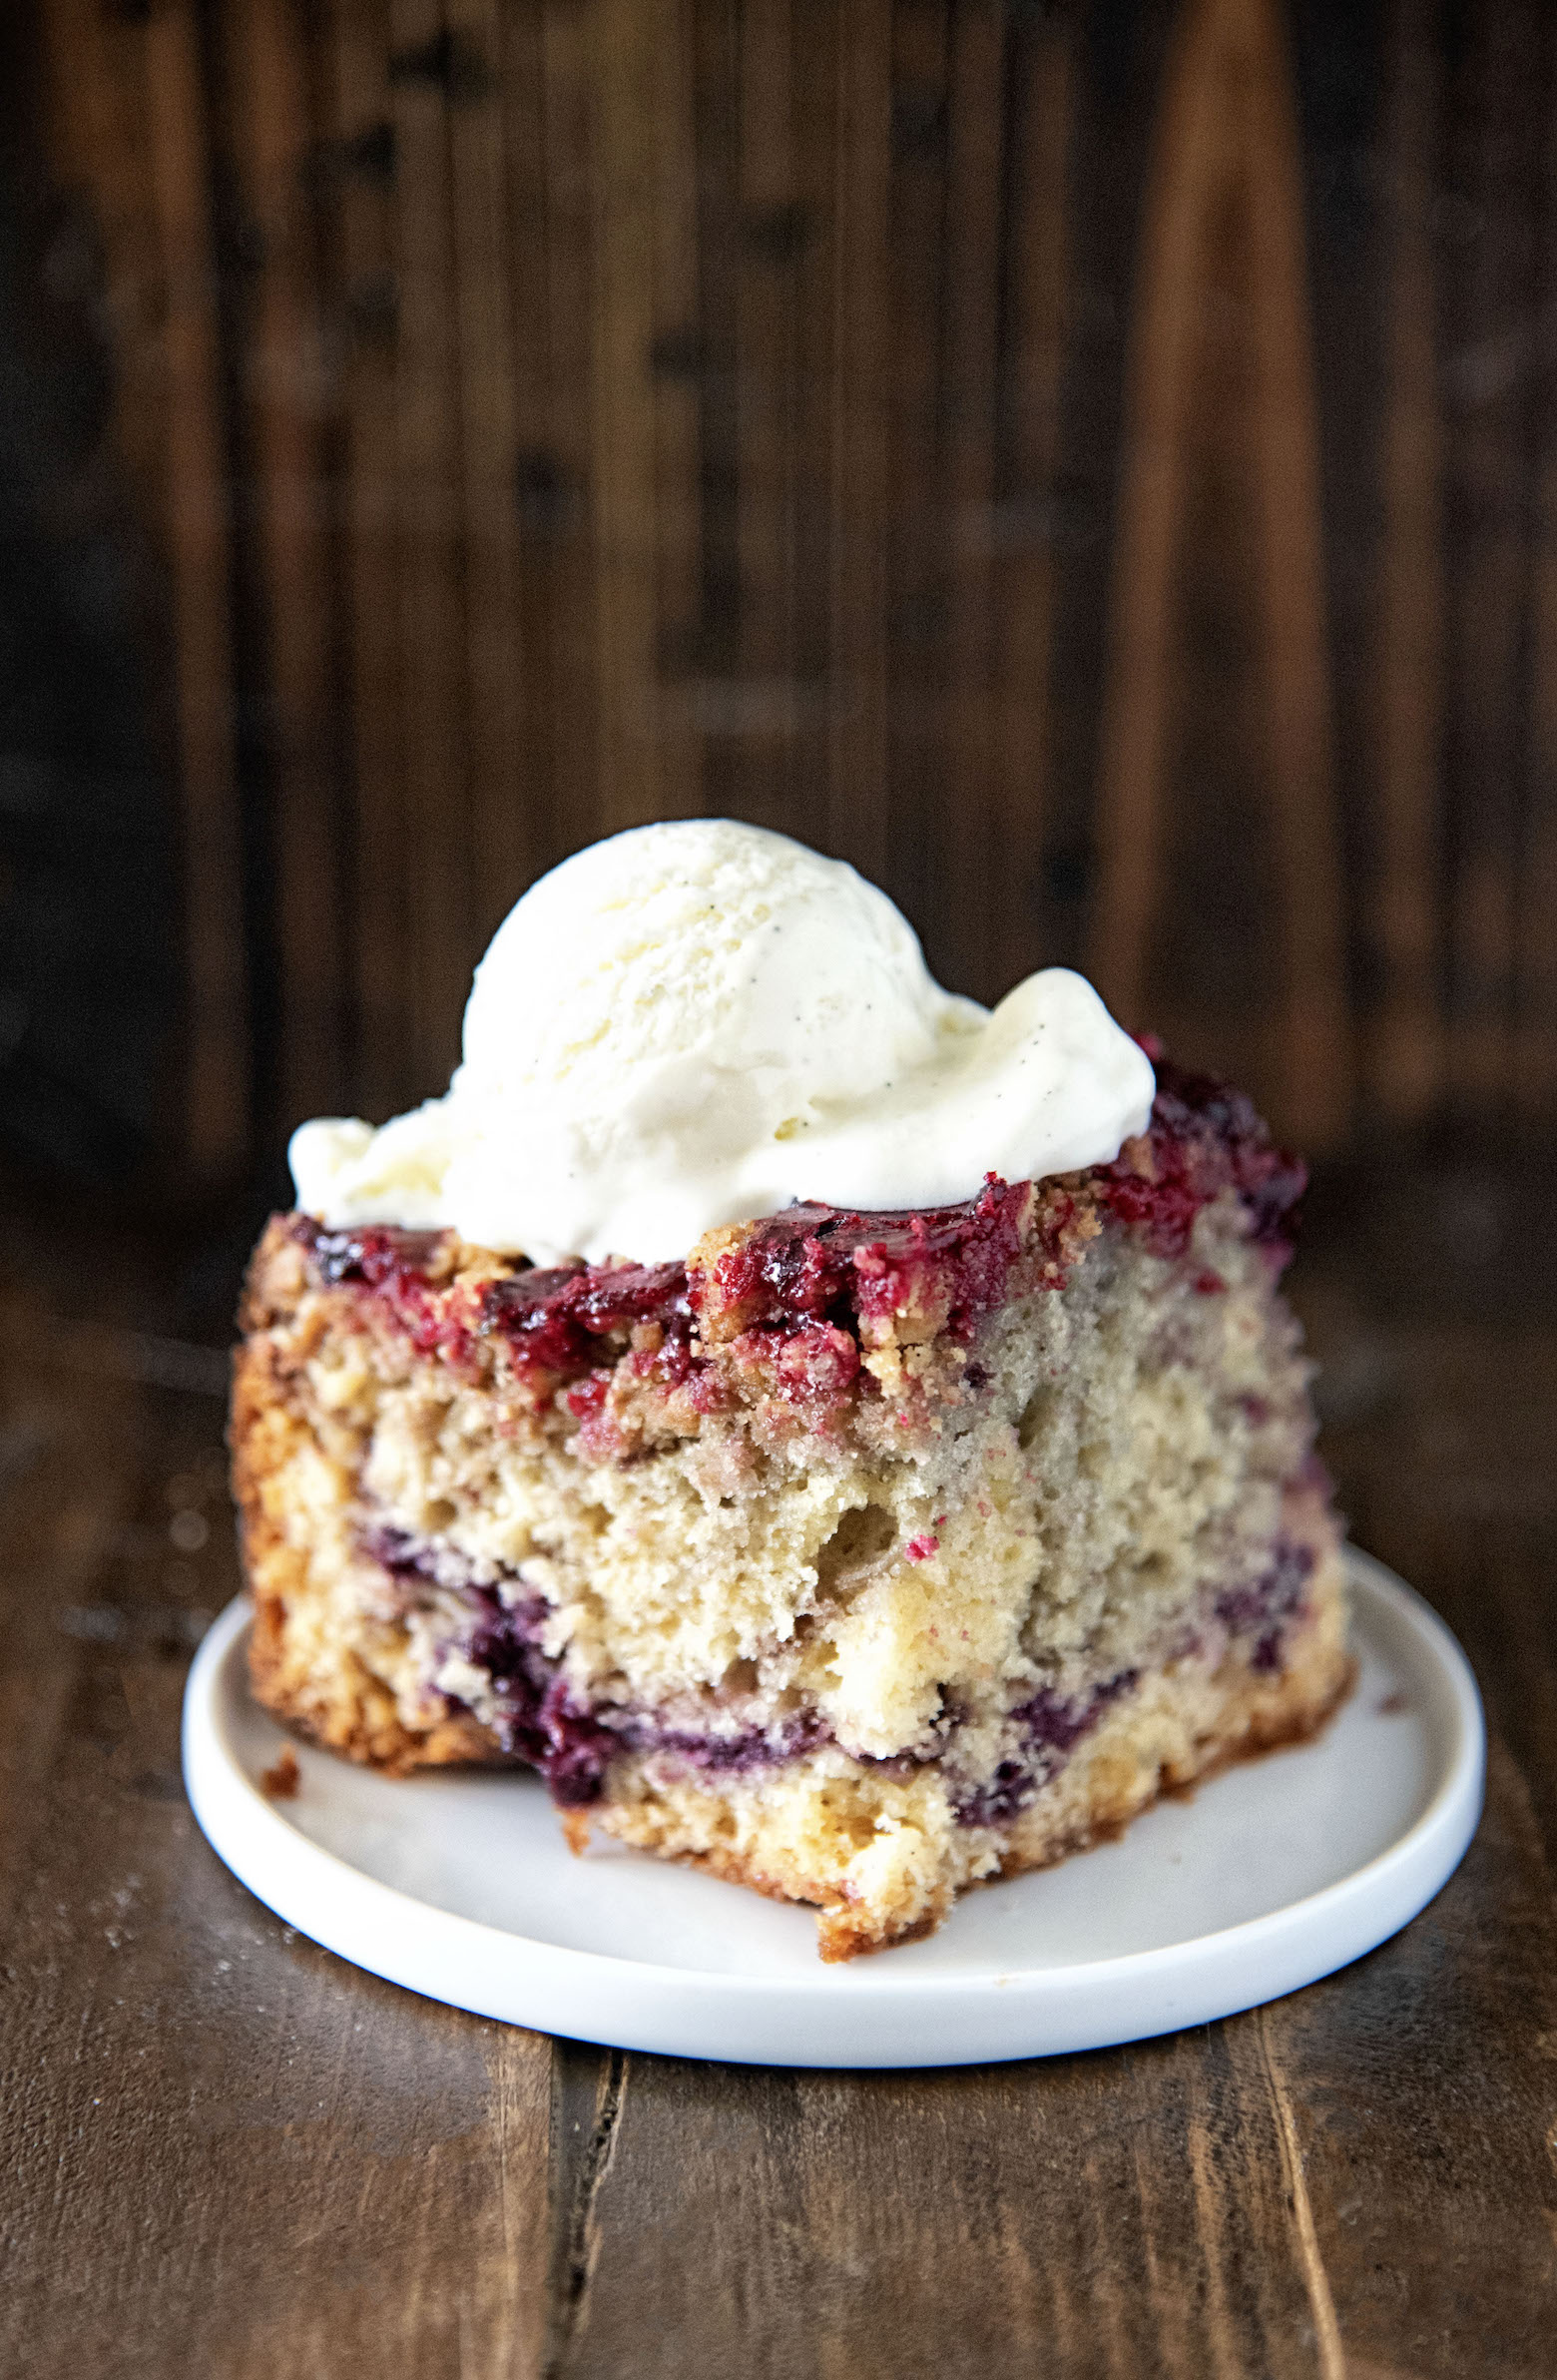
[233,1056,1349,1959]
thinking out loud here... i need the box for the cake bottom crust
[587,1553,1351,1959]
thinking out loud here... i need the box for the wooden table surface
[4,1154,1557,2380]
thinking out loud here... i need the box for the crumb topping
[279,1051,1305,1441]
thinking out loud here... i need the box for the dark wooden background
[2,0,1555,1200]
[5,9,1557,2372]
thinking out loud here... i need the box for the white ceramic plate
[183,1547,1483,2068]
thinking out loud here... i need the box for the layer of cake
[239,1184,1316,1747]
[595,1541,1349,1958]
[233,1060,1349,1955]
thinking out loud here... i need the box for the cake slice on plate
[232,822,1349,1958]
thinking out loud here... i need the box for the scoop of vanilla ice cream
[289,819,1155,1265]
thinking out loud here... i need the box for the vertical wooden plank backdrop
[1372,0,1443,1126]
[1525,52,1557,1122]
[734,0,795,835]
[940,0,1004,1005]
[1089,0,1227,1062]
[390,0,476,1093]
[230,0,345,1126]
[826,0,892,892]
[1444,2,1542,1118]
[1239,0,1348,1150]
[449,0,533,951]
[329,0,410,1124]
[37,0,250,1178]
[881,0,945,944]
[989,14,1071,1005]
[591,0,665,838]
[23,0,1557,1170]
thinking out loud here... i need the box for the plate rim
[182,1546,1486,2064]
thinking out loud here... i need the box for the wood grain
[1443,2,1544,1115]
[141,1,253,1177]
[1371,0,1445,1123]
[447,0,532,949]
[389,0,473,1093]
[881,0,948,954]
[34,0,164,525]
[645,0,703,826]
[1091,0,1230,1041]
[1238,0,1350,1149]
[989,15,1072,1003]
[732,0,799,836]
[825,0,891,886]
[939,0,1005,1004]
[26,0,1557,1157]
[37,0,251,1175]
[590,0,668,836]
[1518,10,1557,1122]
[494,0,561,890]
[328,0,412,1123]
[229,0,347,1127]
[1093,0,1348,1147]
[783,0,842,862]
[534,0,602,877]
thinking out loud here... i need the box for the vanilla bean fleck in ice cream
[288,819,1155,1266]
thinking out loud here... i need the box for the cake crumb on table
[260,1747,300,1799]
